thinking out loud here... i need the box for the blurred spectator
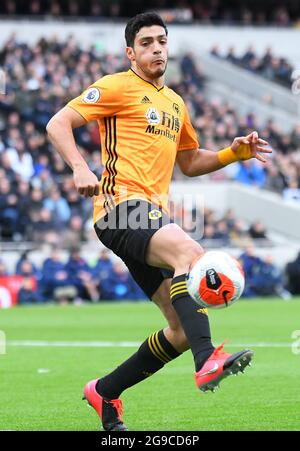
[30,207,56,242]
[272,6,291,26]
[62,215,86,247]
[180,53,205,88]
[17,277,41,305]
[16,253,40,278]
[43,187,71,225]
[34,154,50,177]
[283,180,300,203]
[40,247,76,303]
[230,219,249,247]
[63,188,84,217]
[248,221,268,240]
[224,208,236,229]
[252,254,291,299]
[92,248,114,282]
[239,246,290,298]
[17,180,31,232]
[286,251,300,295]
[29,0,41,15]
[0,152,16,182]
[28,188,44,221]
[235,160,266,187]
[0,177,19,240]
[264,164,285,193]
[99,261,146,301]
[239,245,262,297]
[226,46,239,65]
[0,259,9,276]
[213,220,230,245]
[3,0,17,15]
[17,260,37,278]
[6,138,34,181]
[65,247,99,301]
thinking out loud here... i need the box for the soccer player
[47,12,271,431]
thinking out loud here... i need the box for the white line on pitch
[6,340,292,348]
[7,340,140,347]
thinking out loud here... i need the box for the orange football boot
[82,379,128,431]
[195,342,254,393]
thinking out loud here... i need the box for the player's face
[127,25,168,80]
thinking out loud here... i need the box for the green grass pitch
[0,298,300,431]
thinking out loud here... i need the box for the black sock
[170,274,214,372]
[96,329,181,399]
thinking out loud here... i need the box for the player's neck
[131,65,165,89]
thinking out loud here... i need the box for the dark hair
[125,12,168,47]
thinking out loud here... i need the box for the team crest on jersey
[149,209,162,220]
[146,107,160,125]
[83,87,101,103]
[173,103,181,116]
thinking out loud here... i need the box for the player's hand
[231,131,272,163]
[73,165,100,197]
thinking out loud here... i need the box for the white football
[186,251,245,309]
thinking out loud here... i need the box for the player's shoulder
[93,71,131,89]
[164,86,186,107]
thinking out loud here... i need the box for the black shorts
[94,199,174,299]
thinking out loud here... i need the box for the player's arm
[46,106,100,197]
[177,131,271,177]
[47,76,122,197]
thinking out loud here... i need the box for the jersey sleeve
[177,104,199,151]
[67,75,123,122]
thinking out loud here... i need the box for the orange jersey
[67,69,199,223]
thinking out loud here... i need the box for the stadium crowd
[0,0,298,26]
[0,244,296,304]
[1,35,300,245]
[0,247,147,303]
[176,54,300,199]
[210,45,294,88]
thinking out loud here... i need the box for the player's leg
[146,223,253,391]
[146,222,203,273]
[152,274,253,393]
[151,278,189,353]
[83,201,252,431]
[83,202,188,430]
[83,254,188,430]
[94,274,188,401]
[146,222,217,372]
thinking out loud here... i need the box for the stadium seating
[0,0,298,26]
[210,45,293,87]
